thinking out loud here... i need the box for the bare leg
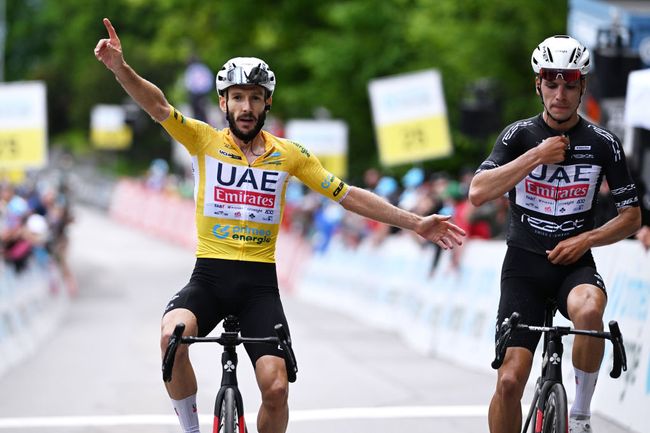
[567,284,607,372]
[567,284,607,419]
[255,355,289,433]
[488,347,533,433]
[161,308,200,399]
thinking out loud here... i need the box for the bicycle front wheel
[540,383,568,433]
[217,388,243,433]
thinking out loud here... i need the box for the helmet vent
[546,48,554,63]
[569,48,577,64]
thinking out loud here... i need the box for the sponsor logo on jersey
[525,179,589,200]
[215,187,276,208]
[521,214,585,233]
[616,197,639,208]
[333,181,345,197]
[219,149,242,160]
[516,163,600,216]
[211,224,273,244]
[289,140,311,158]
[575,146,591,150]
[321,174,336,189]
[215,162,281,192]
[172,109,185,124]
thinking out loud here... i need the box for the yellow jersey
[160,106,350,263]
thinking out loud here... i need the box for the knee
[496,369,527,402]
[160,314,197,358]
[572,306,603,329]
[569,289,605,329]
[261,376,289,409]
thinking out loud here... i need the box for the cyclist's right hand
[94,18,124,72]
[533,135,569,165]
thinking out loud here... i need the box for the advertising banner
[368,69,452,166]
[0,81,47,169]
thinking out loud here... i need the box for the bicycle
[162,315,298,433]
[491,302,627,433]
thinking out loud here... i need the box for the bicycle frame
[213,325,247,433]
[522,306,566,433]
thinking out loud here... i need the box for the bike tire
[540,383,568,433]
[217,388,239,433]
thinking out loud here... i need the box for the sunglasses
[226,66,270,85]
[539,68,582,82]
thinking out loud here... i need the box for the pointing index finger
[103,18,119,41]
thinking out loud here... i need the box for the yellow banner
[0,168,26,184]
[376,115,452,166]
[0,128,47,168]
[91,126,133,150]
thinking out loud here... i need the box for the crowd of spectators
[0,170,76,294]
[278,166,510,275]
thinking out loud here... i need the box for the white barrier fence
[0,261,69,379]
[294,233,650,433]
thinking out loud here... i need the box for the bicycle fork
[214,346,246,433]
[529,332,566,433]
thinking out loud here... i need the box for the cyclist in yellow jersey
[95,17,466,433]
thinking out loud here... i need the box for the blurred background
[1,0,650,432]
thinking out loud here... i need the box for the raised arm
[340,186,466,250]
[94,18,170,122]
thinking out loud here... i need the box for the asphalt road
[0,206,636,433]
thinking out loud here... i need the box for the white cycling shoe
[569,416,592,433]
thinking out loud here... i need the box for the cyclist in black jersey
[94,18,466,433]
[469,35,641,433]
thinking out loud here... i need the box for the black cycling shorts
[497,246,606,353]
[163,258,290,367]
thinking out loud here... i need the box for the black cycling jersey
[477,114,639,255]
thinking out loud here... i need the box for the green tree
[5,0,567,176]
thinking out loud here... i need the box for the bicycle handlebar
[162,323,185,382]
[607,320,627,379]
[161,322,298,383]
[491,312,628,378]
[274,324,298,383]
[491,312,519,370]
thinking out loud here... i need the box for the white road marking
[0,405,489,428]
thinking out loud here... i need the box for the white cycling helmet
[531,35,591,77]
[216,57,276,97]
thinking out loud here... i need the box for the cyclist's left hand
[546,234,590,265]
[415,215,466,250]
[94,18,124,72]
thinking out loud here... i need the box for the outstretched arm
[340,186,466,249]
[94,18,170,122]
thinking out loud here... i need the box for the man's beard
[227,110,267,142]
